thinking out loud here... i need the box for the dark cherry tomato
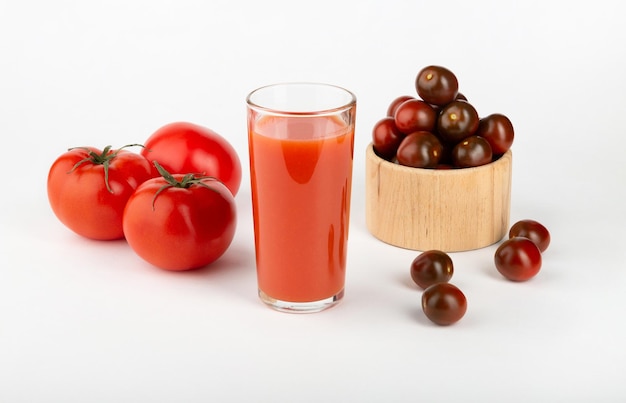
[494,237,542,281]
[372,117,404,160]
[455,92,468,101]
[452,135,493,167]
[476,113,515,155]
[415,65,459,106]
[410,250,454,289]
[396,131,443,168]
[387,95,415,117]
[393,99,437,134]
[437,100,480,144]
[509,219,550,252]
[422,283,467,326]
[436,143,455,166]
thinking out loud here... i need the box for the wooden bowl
[365,143,512,252]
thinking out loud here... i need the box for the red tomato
[47,145,155,240]
[141,122,242,196]
[123,163,237,270]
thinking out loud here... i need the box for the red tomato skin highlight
[47,147,155,240]
[123,175,237,271]
[141,122,242,196]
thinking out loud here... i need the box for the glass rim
[246,82,357,116]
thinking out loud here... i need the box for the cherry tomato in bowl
[476,113,515,155]
[386,95,415,117]
[396,131,443,168]
[372,117,404,160]
[393,99,437,134]
[47,145,155,240]
[415,65,459,106]
[123,163,237,271]
[141,122,242,196]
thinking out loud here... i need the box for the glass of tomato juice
[246,83,357,313]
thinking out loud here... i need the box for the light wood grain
[365,143,512,252]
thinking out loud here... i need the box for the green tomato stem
[67,144,145,193]
[150,161,222,211]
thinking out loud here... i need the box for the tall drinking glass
[246,83,356,313]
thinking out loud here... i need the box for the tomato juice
[249,114,354,304]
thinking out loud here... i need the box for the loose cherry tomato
[387,95,415,117]
[393,99,437,134]
[437,100,480,144]
[422,283,467,326]
[123,163,237,271]
[509,219,550,252]
[410,250,454,289]
[141,122,242,196]
[396,131,443,168]
[372,117,404,160]
[476,113,515,155]
[47,145,156,240]
[415,65,459,106]
[452,135,493,167]
[494,237,542,281]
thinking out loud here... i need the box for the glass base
[258,288,344,313]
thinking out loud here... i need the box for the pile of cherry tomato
[372,65,514,168]
[47,122,241,271]
[411,219,551,326]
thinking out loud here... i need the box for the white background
[1,1,625,402]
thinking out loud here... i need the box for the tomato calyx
[67,144,144,193]
[151,161,221,210]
